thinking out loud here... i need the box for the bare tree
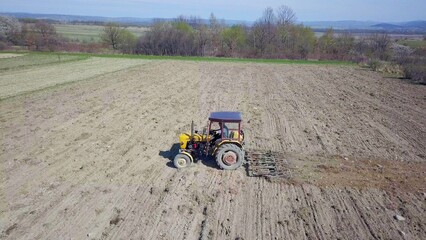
[261,7,276,25]
[188,15,203,29]
[196,24,210,56]
[370,33,391,60]
[276,5,297,26]
[34,21,56,39]
[335,32,355,60]
[249,7,277,56]
[275,6,297,56]
[30,21,58,51]
[208,13,223,56]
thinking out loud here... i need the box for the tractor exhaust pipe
[191,120,194,142]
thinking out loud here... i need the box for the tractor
[173,111,245,170]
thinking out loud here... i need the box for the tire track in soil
[98,61,205,239]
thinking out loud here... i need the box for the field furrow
[1,59,425,239]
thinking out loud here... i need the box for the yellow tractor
[174,111,245,170]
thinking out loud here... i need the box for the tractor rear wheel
[215,144,244,170]
[174,153,192,169]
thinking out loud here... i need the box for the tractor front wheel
[174,153,192,169]
[215,144,244,170]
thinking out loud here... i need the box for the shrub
[398,48,426,84]
[377,62,404,76]
[390,43,413,64]
[367,59,382,71]
[403,61,426,84]
[0,41,7,50]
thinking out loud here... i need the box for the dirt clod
[110,216,124,225]
[394,215,406,221]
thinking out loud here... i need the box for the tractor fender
[212,140,243,155]
[179,150,194,163]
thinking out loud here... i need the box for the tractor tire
[174,153,192,169]
[215,144,244,170]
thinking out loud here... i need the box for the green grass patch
[0,53,88,71]
[54,24,148,42]
[19,51,353,65]
[1,50,355,65]
[397,40,426,49]
[54,24,103,42]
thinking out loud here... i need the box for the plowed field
[1,55,425,239]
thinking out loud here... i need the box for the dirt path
[0,60,425,239]
[0,54,23,59]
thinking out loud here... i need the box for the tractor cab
[207,111,244,151]
[174,111,245,170]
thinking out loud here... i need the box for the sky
[1,0,425,22]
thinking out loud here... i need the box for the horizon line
[1,11,425,24]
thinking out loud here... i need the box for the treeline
[99,6,424,83]
[0,6,424,83]
[97,6,357,60]
[0,16,61,51]
[0,15,104,52]
[133,7,319,59]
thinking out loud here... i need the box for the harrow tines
[245,150,292,179]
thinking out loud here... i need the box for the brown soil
[0,60,425,239]
[275,153,426,193]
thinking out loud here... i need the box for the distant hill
[302,20,380,30]
[371,21,426,31]
[303,20,426,32]
[1,12,425,33]
[0,12,154,25]
[372,23,403,30]
[401,21,426,30]
[0,12,251,26]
